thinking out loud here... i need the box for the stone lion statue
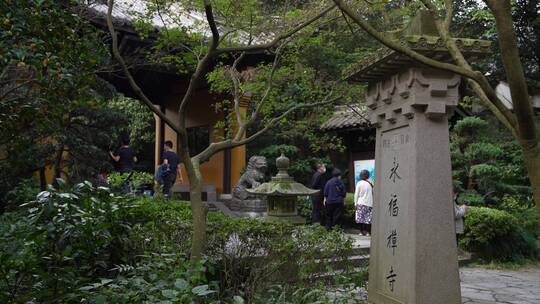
[232,156,267,200]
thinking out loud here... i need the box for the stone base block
[222,197,268,218]
[266,215,306,225]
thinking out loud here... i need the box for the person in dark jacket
[109,137,137,173]
[161,140,182,199]
[323,168,347,230]
[310,163,327,225]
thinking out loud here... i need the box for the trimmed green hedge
[461,206,539,262]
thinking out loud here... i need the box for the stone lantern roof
[344,10,491,83]
[247,154,319,197]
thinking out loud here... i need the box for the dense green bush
[498,195,540,239]
[457,189,486,206]
[72,253,218,303]
[1,182,364,303]
[297,195,313,222]
[128,200,360,301]
[107,171,154,192]
[1,180,139,302]
[451,116,532,207]
[461,206,539,262]
[342,193,357,228]
[0,211,43,302]
[253,283,365,304]
[2,177,41,211]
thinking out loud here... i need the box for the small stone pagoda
[247,154,318,224]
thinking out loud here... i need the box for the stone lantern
[247,154,318,224]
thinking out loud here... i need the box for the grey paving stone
[460,267,540,304]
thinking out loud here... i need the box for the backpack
[156,165,164,184]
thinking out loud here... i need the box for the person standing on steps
[323,168,347,230]
[310,162,327,225]
[161,140,183,199]
[354,169,374,236]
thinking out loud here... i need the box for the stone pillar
[367,67,461,304]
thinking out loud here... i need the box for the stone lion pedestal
[223,156,268,217]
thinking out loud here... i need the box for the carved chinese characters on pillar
[378,127,410,300]
[368,67,463,303]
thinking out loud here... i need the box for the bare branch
[467,78,517,137]
[228,52,247,136]
[105,0,182,134]
[177,1,222,125]
[333,0,473,78]
[333,0,517,132]
[235,95,341,147]
[228,43,287,143]
[248,41,288,126]
[443,0,453,31]
[193,95,341,163]
[418,0,517,130]
[219,29,239,43]
[204,0,220,50]
[418,0,439,16]
[0,80,33,100]
[216,4,337,54]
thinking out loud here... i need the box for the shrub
[205,218,358,302]
[461,206,539,262]
[0,212,44,303]
[107,171,154,192]
[457,189,485,206]
[253,283,366,304]
[71,253,218,303]
[126,198,194,255]
[3,177,41,211]
[297,195,312,222]
[499,195,540,239]
[0,180,140,302]
[1,183,365,303]
[341,193,357,228]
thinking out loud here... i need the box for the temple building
[85,0,269,195]
[321,106,375,192]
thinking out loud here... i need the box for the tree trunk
[190,177,208,261]
[487,0,540,217]
[521,142,540,218]
[189,163,208,261]
[182,155,208,261]
[54,143,65,180]
[39,167,47,190]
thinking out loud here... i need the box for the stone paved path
[345,232,371,249]
[461,267,540,304]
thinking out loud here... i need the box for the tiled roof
[86,0,206,30]
[343,35,491,83]
[85,0,268,43]
[343,10,491,83]
[320,105,371,131]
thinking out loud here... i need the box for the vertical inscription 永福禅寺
[381,131,409,296]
